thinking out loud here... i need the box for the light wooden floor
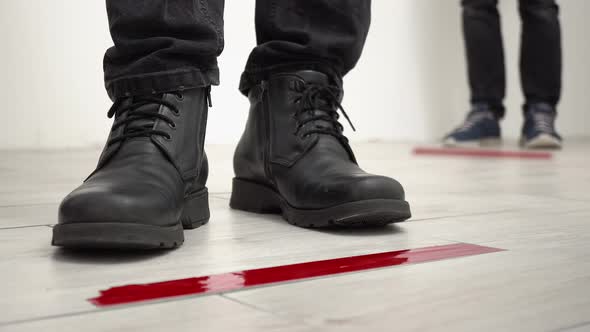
[1,141,589,332]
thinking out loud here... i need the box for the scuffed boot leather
[53,87,211,249]
[231,70,411,227]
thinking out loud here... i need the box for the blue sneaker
[520,103,562,149]
[443,104,501,147]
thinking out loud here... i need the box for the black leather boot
[53,87,211,249]
[231,70,411,227]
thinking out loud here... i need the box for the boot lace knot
[457,111,494,132]
[292,82,356,143]
[532,112,555,133]
[106,95,180,146]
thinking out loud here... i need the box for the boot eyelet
[173,110,181,117]
[164,134,172,141]
[168,122,177,129]
[175,93,184,101]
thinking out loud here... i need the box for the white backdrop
[0,0,588,149]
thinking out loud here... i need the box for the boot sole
[442,137,502,148]
[52,189,210,250]
[230,178,411,228]
[520,134,562,150]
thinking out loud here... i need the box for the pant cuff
[471,99,506,118]
[239,61,342,96]
[105,67,220,100]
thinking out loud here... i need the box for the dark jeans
[104,0,371,100]
[462,0,562,117]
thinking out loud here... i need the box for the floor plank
[0,141,589,331]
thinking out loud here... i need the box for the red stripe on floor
[89,243,503,307]
[413,147,552,159]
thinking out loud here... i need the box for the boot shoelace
[106,95,181,146]
[531,112,555,133]
[456,111,494,132]
[293,83,356,143]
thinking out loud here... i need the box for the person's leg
[53,0,224,249]
[518,0,562,149]
[104,0,224,99]
[462,0,505,116]
[519,0,561,108]
[443,0,504,147]
[231,0,411,227]
[239,0,370,94]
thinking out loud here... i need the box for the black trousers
[462,0,562,117]
[103,0,371,100]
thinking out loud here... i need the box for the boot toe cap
[348,175,406,202]
[58,183,178,227]
[290,174,406,209]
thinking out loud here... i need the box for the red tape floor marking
[413,147,552,159]
[90,243,504,307]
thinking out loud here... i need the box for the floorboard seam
[219,294,312,327]
[549,320,590,332]
[0,224,53,230]
[519,193,590,204]
[0,309,99,328]
[410,208,521,222]
[0,202,57,208]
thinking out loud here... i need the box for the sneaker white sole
[442,137,502,148]
[520,134,562,150]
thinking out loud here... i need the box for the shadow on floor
[316,224,405,237]
[231,209,407,237]
[52,248,172,265]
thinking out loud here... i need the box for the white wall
[0,0,588,150]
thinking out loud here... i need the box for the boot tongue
[291,71,355,162]
[528,102,555,115]
[294,70,331,86]
[294,71,344,138]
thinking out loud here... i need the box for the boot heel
[230,178,282,213]
[181,188,210,229]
